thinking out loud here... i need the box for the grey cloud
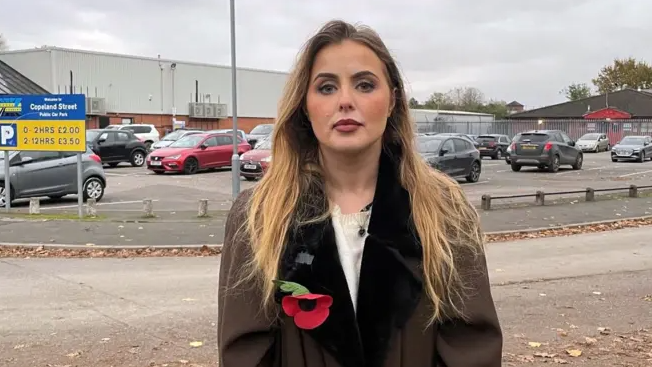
[5,0,652,107]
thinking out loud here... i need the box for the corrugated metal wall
[1,48,288,118]
[0,50,53,92]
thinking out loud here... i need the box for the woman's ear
[388,88,397,116]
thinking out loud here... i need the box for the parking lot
[5,151,652,214]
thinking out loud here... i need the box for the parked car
[246,124,274,147]
[105,124,160,149]
[416,134,481,183]
[146,132,251,174]
[209,129,247,142]
[576,133,611,152]
[611,135,652,162]
[435,132,479,147]
[509,130,583,172]
[87,129,149,168]
[505,133,522,164]
[150,129,204,151]
[475,134,510,160]
[240,136,272,181]
[0,146,106,207]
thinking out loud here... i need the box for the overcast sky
[4,0,651,108]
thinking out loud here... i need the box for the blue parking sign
[0,123,17,147]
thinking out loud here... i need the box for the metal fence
[415,118,652,141]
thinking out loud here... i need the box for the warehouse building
[0,46,288,132]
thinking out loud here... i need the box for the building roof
[410,108,494,116]
[506,101,523,107]
[507,89,652,119]
[0,59,50,95]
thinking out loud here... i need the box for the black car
[509,130,583,172]
[86,129,149,167]
[416,135,482,182]
[611,135,652,162]
[246,124,274,147]
[436,132,480,148]
[475,134,510,160]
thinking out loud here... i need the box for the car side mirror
[645,142,650,146]
[439,149,448,156]
[97,138,106,144]
[568,141,575,146]
[200,144,207,150]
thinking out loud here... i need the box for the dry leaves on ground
[485,217,652,243]
[504,328,652,366]
[0,245,220,258]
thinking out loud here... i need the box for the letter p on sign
[0,124,17,147]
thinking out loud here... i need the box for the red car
[147,133,251,174]
[240,137,272,181]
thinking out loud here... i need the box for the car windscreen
[250,125,273,135]
[86,131,102,141]
[162,130,193,141]
[169,135,204,148]
[619,137,645,145]
[518,133,549,142]
[257,139,272,149]
[416,137,443,153]
[476,136,497,142]
[579,133,600,140]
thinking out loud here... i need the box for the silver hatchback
[0,147,107,207]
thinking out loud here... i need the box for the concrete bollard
[585,187,595,202]
[629,184,638,198]
[29,198,40,214]
[143,199,154,217]
[480,194,492,210]
[85,198,97,217]
[198,199,209,217]
[535,190,545,206]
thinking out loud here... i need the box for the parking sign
[0,123,17,147]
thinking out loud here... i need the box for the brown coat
[218,151,503,367]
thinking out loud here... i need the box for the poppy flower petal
[316,295,333,309]
[293,293,324,300]
[281,296,301,317]
[294,307,330,330]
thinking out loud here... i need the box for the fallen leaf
[598,327,612,335]
[584,337,598,345]
[534,352,556,358]
[592,291,602,295]
[182,298,197,302]
[189,341,203,348]
[13,344,25,350]
[528,341,542,348]
[553,358,569,364]
[566,349,582,357]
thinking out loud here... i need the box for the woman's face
[306,40,394,154]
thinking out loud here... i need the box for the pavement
[1,195,651,247]
[2,226,651,366]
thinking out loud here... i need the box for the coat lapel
[276,147,423,367]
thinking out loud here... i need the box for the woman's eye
[318,84,336,94]
[357,82,375,93]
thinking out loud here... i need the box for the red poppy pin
[273,280,333,330]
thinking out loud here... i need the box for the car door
[499,135,510,150]
[558,132,577,164]
[196,136,219,167]
[215,135,234,166]
[114,131,132,160]
[644,136,652,155]
[452,138,473,176]
[12,151,70,197]
[94,132,116,161]
[438,139,457,175]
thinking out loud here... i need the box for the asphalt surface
[4,151,652,214]
[1,196,651,246]
[2,227,651,366]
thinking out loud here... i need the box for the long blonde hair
[242,20,484,325]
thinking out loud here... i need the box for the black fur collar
[276,147,423,367]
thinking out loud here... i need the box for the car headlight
[167,154,181,159]
[261,156,272,163]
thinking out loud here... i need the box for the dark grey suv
[510,130,583,172]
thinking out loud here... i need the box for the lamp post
[229,0,240,199]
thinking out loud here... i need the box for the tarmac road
[1,227,651,366]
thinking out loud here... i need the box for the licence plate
[479,147,487,150]
[521,145,536,150]
[150,161,162,166]
[244,164,257,169]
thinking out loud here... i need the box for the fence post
[535,190,545,206]
[86,198,97,217]
[198,199,209,217]
[629,185,638,198]
[585,187,595,202]
[29,198,40,215]
[481,194,492,210]
[142,199,154,217]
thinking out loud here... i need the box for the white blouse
[331,205,371,312]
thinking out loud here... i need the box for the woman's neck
[320,143,381,214]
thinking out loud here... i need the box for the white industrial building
[0,46,288,131]
[410,108,496,134]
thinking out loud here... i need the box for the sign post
[0,94,87,217]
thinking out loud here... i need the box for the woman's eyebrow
[312,70,378,82]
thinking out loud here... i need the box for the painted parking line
[618,169,652,178]
[40,199,160,210]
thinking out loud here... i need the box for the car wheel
[245,176,257,181]
[548,155,560,173]
[493,150,502,160]
[572,154,583,170]
[511,163,522,172]
[183,157,199,174]
[0,184,14,207]
[612,158,618,162]
[607,144,611,151]
[83,177,105,202]
[639,151,645,163]
[465,161,481,183]
[130,151,146,167]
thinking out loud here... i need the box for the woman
[218,20,503,367]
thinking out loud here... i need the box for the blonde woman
[218,20,503,367]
